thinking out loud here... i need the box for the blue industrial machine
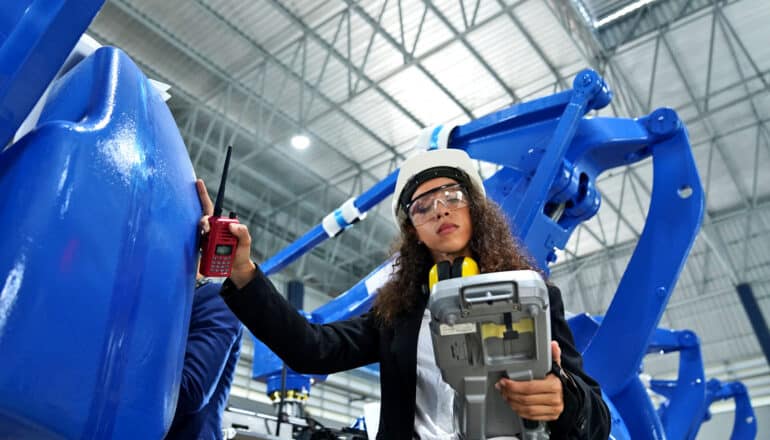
[0,1,757,439]
[0,1,200,439]
[252,72,757,438]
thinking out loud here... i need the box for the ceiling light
[291,134,310,150]
[594,0,660,29]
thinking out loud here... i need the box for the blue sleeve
[176,282,243,414]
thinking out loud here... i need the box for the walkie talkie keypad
[211,255,231,273]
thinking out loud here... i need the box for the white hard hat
[392,148,485,226]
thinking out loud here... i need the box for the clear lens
[407,184,468,226]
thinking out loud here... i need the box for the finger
[225,223,257,288]
[497,377,561,395]
[551,340,562,367]
[499,390,562,407]
[199,215,212,234]
[229,223,251,246]
[196,179,214,216]
[504,403,562,421]
[504,401,562,420]
[228,223,253,268]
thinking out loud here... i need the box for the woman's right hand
[197,178,257,289]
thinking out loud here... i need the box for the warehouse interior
[2,0,769,439]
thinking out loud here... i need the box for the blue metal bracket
[703,379,757,439]
[647,329,706,440]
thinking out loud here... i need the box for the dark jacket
[166,281,243,440]
[221,268,610,439]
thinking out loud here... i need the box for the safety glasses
[405,183,469,226]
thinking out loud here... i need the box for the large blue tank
[0,47,199,438]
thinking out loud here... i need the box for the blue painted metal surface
[0,47,199,438]
[454,71,610,270]
[568,314,755,439]
[648,329,706,439]
[565,313,601,353]
[287,280,305,310]
[569,316,710,438]
[0,0,105,147]
[703,379,757,439]
[265,372,312,398]
[602,390,631,440]
[577,110,704,440]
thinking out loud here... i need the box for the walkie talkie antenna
[212,145,232,217]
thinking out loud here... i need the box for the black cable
[275,363,288,436]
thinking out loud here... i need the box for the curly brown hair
[373,183,538,326]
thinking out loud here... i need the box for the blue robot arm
[248,68,753,440]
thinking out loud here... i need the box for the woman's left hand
[495,341,564,421]
[197,179,257,288]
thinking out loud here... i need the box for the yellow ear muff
[428,257,479,292]
[457,256,480,278]
[429,264,438,292]
[429,260,451,292]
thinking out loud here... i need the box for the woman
[199,149,610,439]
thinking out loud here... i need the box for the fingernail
[494,383,501,391]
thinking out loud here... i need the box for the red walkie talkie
[200,146,239,277]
